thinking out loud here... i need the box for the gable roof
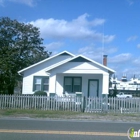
[18,51,75,74]
[45,55,115,73]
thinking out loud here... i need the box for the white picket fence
[0,95,83,112]
[84,97,140,113]
[0,95,140,113]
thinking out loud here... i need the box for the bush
[34,91,47,96]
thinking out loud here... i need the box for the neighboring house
[18,51,115,97]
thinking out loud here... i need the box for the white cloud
[109,53,140,79]
[137,44,140,48]
[127,35,138,42]
[126,0,134,5]
[44,42,64,56]
[78,45,103,62]
[0,0,37,6]
[78,45,101,61]
[9,0,36,7]
[44,42,64,50]
[109,53,132,63]
[77,45,117,63]
[105,47,118,54]
[104,35,115,43]
[0,0,4,6]
[132,58,140,65]
[77,45,140,80]
[116,67,140,80]
[30,14,115,42]
[115,69,139,80]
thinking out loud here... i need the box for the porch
[48,73,109,97]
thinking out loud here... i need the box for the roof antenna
[102,21,104,64]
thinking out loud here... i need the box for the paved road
[0,118,140,140]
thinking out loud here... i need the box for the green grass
[0,109,84,118]
[0,109,140,121]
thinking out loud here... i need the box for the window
[64,77,82,93]
[34,78,41,91]
[73,78,81,92]
[64,78,72,93]
[113,81,116,84]
[33,76,49,91]
[43,78,49,91]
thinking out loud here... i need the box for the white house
[18,51,115,97]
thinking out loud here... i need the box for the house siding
[23,55,72,77]
[102,74,109,94]
[22,57,111,96]
[22,71,50,94]
[22,55,72,94]
[55,74,103,97]
[48,62,109,97]
[56,74,63,96]
[49,74,56,94]
[48,62,108,74]
[56,74,102,97]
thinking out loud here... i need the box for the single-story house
[18,51,115,97]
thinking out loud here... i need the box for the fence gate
[84,97,109,113]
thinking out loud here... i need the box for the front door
[88,79,99,97]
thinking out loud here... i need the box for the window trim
[33,76,49,92]
[64,76,82,93]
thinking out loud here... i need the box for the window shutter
[33,76,35,91]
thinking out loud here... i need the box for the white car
[116,92,132,98]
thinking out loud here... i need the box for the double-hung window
[34,77,42,91]
[64,77,82,93]
[33,76,49,91]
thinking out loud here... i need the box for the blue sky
[0,0,140,79]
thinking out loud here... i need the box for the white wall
[55,74,103,97]
[56,74,64,96]
[22,60,110,96]
[49,62,109,97]
[102,74,109,95]
[24,55,72,77]
[48,74,56,95]
[49,62,108,74]
[22,55,72,94]
[22,71,50,94]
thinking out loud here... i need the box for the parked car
[116,92,132,98]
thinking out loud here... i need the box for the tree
[113,84,117,97]
[0,17,51,94]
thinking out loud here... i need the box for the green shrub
[34,91,47,96]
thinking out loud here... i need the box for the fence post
[50,93,56,110]
[102,94,108,113]
[81,96,86,112]
[75,92,83,112]
[105,94,108,112]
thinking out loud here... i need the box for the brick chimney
[103,55,107,66]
